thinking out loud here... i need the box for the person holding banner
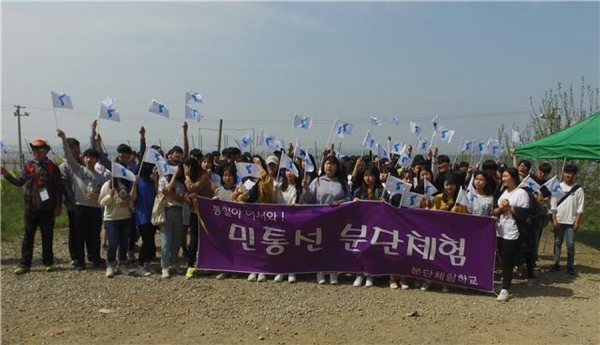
[300,155,351,285]
[98,171,136,278]
[183,157,216,280]
[212,163,239,280]
[493,168,530,302]
[469,171,495,217]
[424,173,468,293]
[352,164,385,288]
[273,160,302,283]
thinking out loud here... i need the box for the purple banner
[197,198,496,292]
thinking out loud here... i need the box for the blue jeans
[160,206,183,269]
[104,218,132,264]
[554,224,575,268]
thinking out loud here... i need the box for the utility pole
[217,119,223,153]
[14,105,29,168]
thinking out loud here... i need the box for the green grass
[1,178,68,241]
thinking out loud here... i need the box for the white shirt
[496,188,529,240]
[550,183,584,225]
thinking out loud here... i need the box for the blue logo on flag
[158,104,164,113]
[59,94,66,106]
[410,195,417,205]
[245,165,252,175]
[300,119,308,128]
[120,168,127,177]
[107,109,114,118]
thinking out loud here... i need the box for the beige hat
[30,138,50,149]
[265,155,279,166]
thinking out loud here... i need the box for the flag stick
[136,147,148,179]
[171,128,184,149]
[52,108,60,129]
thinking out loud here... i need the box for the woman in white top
[470,171,495,217]
[274,161,302,283]
[99,176,136,278]
[493,167,529,302]
[158,165,186,279]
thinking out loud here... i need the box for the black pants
[21,209,55,267]
[187,213,199,268]
[74,205,103,267]
[137,223,156,266]
[498,237,526,290]
[67,210,76,261]
[128,220,139,252]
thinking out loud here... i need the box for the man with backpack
[1,138,63,274]
[550,164,585,275]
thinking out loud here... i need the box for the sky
[2,1,599,157]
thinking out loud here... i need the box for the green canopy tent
[514,111,600,160]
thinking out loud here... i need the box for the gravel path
[2,228,599,345]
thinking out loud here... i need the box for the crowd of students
[1,121,585,302]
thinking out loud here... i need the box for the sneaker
[497,289,510,302]
[118,265,129,276]
[389,277,399,290]
[442,285,450,293]
[70,260,77,268]
[44,265,54,272]
[420,280,431,291]
[74,265,85,271]
[526,278,536,287]
[257,273,267,282]
[127,251,136,262]
[288,274,297,283]
[567,267,577,276]
[353,275,364,287]
[136,265,151,277]
[171,265,182,275]
[247,273,257,282]
[365,276,374,288]
[161,268,170,279]
[14,265,30,275]
[185,267,197,280]
[550,264,560,272]
[274,274,284,282]
[400,277,410,290]
[216,273,228,280]
[92,260,107,269]
[106,265,115,278]
[329,273,339,285]
[316,272,326,285]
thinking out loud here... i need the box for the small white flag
[234,134,254,151]
[410,121,421,135]
[185,105,203,122]
[423,179,438,199]
[362,130,376,150]
[518,175,541,192]
[416,138,429,151]
[485,138,502,157]
[474,140,486,154]
[334,150,346,159]
[275,139,285,152]
[185,90,203,104]
[279,153,299,177]
[294,139,306,159]
[51,91,74,109]
[293,114,313,130]
[437,127,455,143]
[304,150,315,173]
[543,176,565,198]
[235,162,261,179]
[397,153,413,169]
[257,130,277,149]
[385,175,412,198]
[143,148,177,176]
[390,141,405,155]
[98,104,120,122]
[376,143,390,160]
[333,120,354,138]
[431,116,439,132]
[143,148,164,165]
[148,99,169,118]
[456,187,469,207]
[0,140,9,154]
[512,129,522,145]
[459,138,474,153]
[111,161,136,182]
[389,115,399,126]
[466,173,477,211]
[370,116,382,126]
[402,192,425,209]
[101,96,115,108]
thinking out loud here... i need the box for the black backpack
[518,187,540,237]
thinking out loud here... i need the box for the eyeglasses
[32,146,47,153]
